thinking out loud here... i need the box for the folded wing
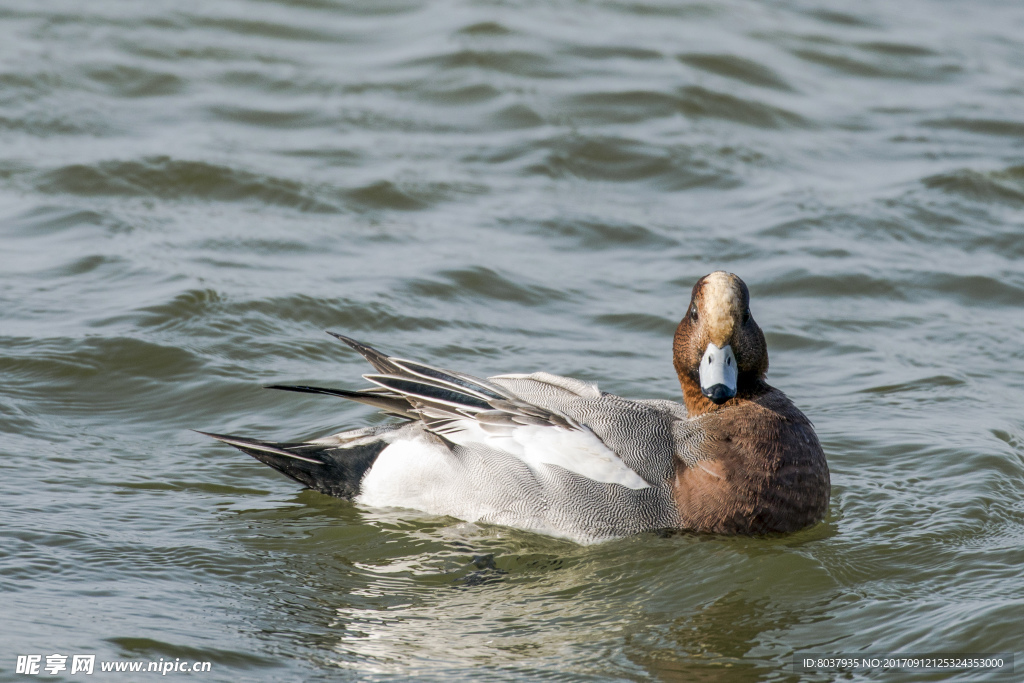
[268,333,651,490]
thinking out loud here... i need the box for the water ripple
[36,157,342,211]
[3,0,1024,679]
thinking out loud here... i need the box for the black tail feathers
[196,431,386,499]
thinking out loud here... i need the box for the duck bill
[699,343,737,404]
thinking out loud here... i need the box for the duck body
[351,374,686,543]
[203,272,830,543]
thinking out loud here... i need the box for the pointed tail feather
[325,332,402,374]
[264,384,419,418]
[363,374,493,412]
[196,430,386,499]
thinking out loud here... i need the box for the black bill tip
[701,384,736,405]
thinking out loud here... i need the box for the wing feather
[265,334,651,489]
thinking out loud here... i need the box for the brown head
[673,271,769,416]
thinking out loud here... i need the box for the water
[1,0,1022,680]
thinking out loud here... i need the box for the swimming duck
[201,271,829,543]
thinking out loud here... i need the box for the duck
[200,271,830,543]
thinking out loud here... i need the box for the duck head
[673,271,768,415]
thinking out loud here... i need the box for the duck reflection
[627,591,797,683]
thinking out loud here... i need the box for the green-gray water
[2,0,1023,681]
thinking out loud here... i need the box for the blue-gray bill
[699,343,737,404]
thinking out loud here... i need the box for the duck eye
[690,308,698,323]
[742,308,750,323]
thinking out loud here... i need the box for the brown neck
[677,372,770,417]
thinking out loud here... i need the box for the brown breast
[672,387,830,534]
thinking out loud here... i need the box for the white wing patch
[443,419,650,490]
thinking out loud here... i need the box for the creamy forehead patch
[702,271,742,346]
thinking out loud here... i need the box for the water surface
[1,0,1023,680]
